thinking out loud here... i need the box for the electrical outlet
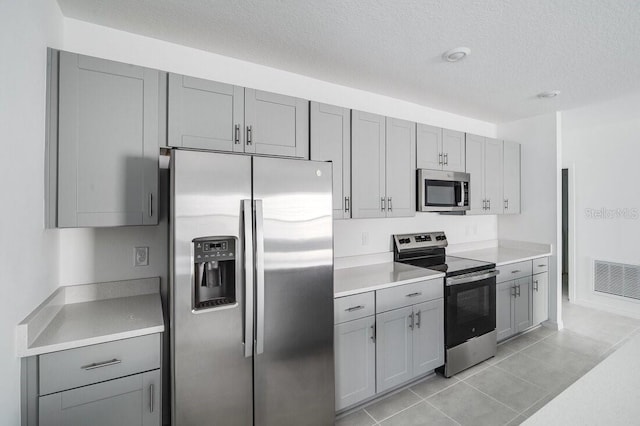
[134,247,149,266]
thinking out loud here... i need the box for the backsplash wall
[334,214,498,258]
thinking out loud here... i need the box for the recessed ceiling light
[442,47,471,62]
[537,90,561,99]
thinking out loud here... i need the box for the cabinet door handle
[149,383,154,413]
[439,152,443,165]
[345,305,364,312]
[370,324,376,343]
[409,312,414,330]
[488,199,491,210]
[405,292,422,298]
[344,196,350,213]
[533,280,539,291]
[444,153,448,165]
[511,286,517,298]
[81,358,122,370]
[504,199,508,210]
[381,197,386,211]
[516,284,521,297]
[388,197,392,212]
[234,124,240,144]
[415,310,421,328]
[148,193,153,217]
[246,125,252,145]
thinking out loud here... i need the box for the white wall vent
[594,260,640,300]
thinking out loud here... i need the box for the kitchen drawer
[532,257,549,274]
[334,292,375,324]
[376,279,443,313]
[39,333,161,396]
[497,261,532,283]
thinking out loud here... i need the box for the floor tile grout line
[491,361,552,391]
[361,407,379,425]
[423,399,462,426]
[365,397,425,424]
[461,379,522,416]
[409,376,460,400]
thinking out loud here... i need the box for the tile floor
[336,301,640,426]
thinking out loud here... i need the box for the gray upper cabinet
[168,74,244,152]
[503,140,521,214]
[351,110,386,218]
[245,89,309,158]
[310,102,351,219]
[484,138,504,214]
[385,117,416,218]
[52,51,161,227]
[416,124,465,172]
[465,134,485,214]
[442,129,466,172]
[416,123,442,170]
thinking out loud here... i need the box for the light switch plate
[134,247,149,266]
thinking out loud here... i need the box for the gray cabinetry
[168,74,244,152]
[502,140,521,214]
[514,276,532,333]
[351,110,386,218]
[36,334,162,426]
[484,138,504,214]
[50,50,161,227]
[310,102,351,219]
[385,117,416,217]
[39,370,160,426]
[465,134,486,213]
[412,299,445,377]
[376,306,414,392]
[532,272,549,325]
[334,293,376,411]
[167,76,308,158]
[416,124,465,172]
[245,88,309,158]
[496,281,516,341]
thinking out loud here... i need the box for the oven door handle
[446,270,499,286]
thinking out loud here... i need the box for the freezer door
[252,157,335,426]
[170,149,253,426]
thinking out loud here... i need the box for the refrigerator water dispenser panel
[193,236,236,311]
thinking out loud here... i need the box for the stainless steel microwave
[417,170,470,212]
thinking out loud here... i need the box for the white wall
[562,94,640,318]
[0,0,64,422]
[497,113,563,327]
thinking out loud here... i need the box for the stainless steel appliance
[417,170,470,212]
[393,232,498,377]
[170,149,335,425]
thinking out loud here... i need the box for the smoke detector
[442,47,471,62]
[537,90,561,99]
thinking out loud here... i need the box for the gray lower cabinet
[310,102,351,219]
[514,276,532,333]
[532,272,549,325]
[496,281,517,341]
[49,50,161,228]
[376,300,444,393]
[39,370,160,426]
[334,316,376,411]
[34,334,162,426]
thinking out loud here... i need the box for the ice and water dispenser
[193,237,236,310]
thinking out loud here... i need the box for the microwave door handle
[242,200,254,358]
[460,182,466,207]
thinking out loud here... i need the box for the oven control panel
[393,232,447,252]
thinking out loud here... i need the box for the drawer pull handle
[537,264,546,267]
[81,358,122,370]
[511,270,521,274]
[406,292,422,297]
[346,305,365,312]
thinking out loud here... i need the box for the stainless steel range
[393,232,498,377]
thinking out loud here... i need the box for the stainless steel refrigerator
[169,149,335,425]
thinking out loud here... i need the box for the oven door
[444,272,497,348]
[417,170,469,212]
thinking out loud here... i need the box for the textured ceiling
[56,0,640,122]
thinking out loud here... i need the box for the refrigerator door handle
[242,200,254,358]
[254,199,265,355]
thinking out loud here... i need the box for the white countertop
[17,278,164,357]
[334,262,444,298]
[524,333,640,425]
[451,246,551,266]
